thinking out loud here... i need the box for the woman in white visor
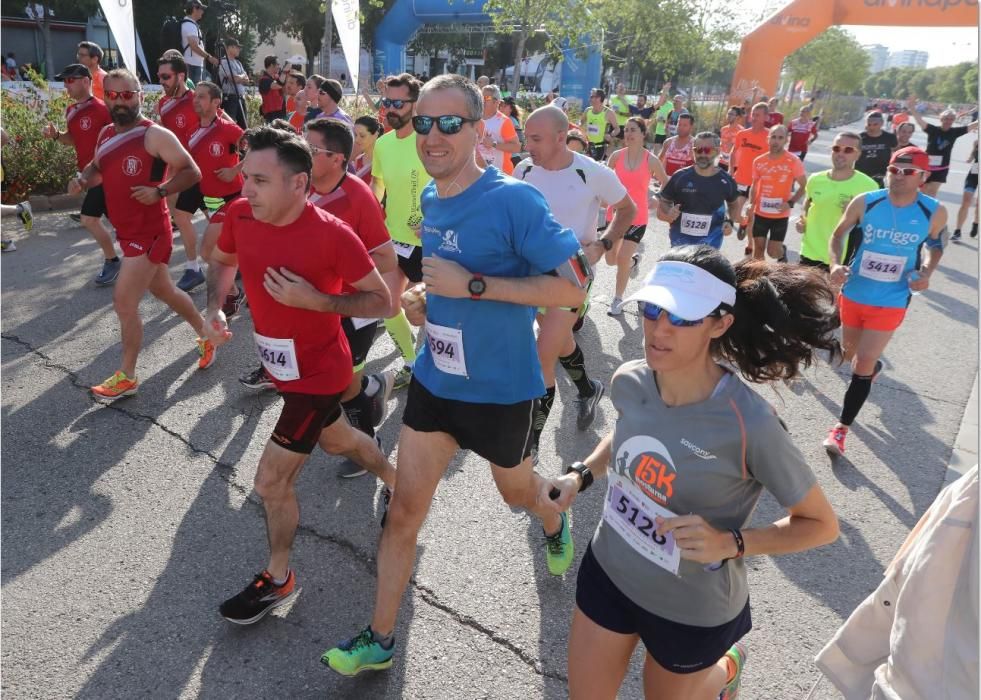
[545,244,842,700]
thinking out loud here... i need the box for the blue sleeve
[724,174,740,202]
[509,183,581,273]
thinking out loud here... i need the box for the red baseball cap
[890,146,930,171]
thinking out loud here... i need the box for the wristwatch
[468,273,486,300]
[564,461,594,492]
[156,185,168,199]
[598,237,613,251]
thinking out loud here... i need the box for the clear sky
[734,2,978,68]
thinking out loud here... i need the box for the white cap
[624,261,736,321]
[287,55,307,65]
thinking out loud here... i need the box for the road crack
[1,331,564,683]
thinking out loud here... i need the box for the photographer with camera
[217,37,249,129]
[258,55,290,123]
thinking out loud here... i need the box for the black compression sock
[342,391,375,437]
[840,373,873,427]
[533,386,556,447]
[560,344,595,397]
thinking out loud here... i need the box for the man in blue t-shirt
[323,73,592,678]
[657,131,741,249]
[823,146,946,458]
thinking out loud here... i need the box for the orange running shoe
[91,370,138,402]
[197,337,216,369]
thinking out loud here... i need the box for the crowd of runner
[2,45,978,698]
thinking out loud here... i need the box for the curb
[944,371,978,487]
[26,193,83,213]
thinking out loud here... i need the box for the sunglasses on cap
[105,90,138,100]
[381,98,415,109]
[412,115,480,136]
[887,165,924,176]
[831,145,857,154]
[693,146,716,155]
[642,302,727,327]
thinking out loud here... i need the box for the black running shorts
[623,224,647,244]
[402,378,535,468]
[576,544,752,674]
[271,392,343,454]
[342,317,379,371]
[80,185,107,218]
[175,183,206,214]
[927,167,948,184]
[752,216,790,243]
[395,242,423,284]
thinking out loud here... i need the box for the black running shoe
[219,570,300,625]
[222,286,246,317]
[239,364,275,390]
[575,379,605,430]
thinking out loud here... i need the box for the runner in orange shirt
[730,102,770,251]
[718,105,743,173]
[748,124,806,261]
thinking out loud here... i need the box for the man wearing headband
[824,146,947,457]
[548,245,840,700]
[316,79,352,125]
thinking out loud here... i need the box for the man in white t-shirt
[182,0,218,83]
[478,84,521,174]
[514,105,636,454]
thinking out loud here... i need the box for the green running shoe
[719,642,748,700]
[544,511,574,576]
[321,626,395,676]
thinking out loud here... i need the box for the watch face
[469,278,486,296]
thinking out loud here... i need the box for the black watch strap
[564,461,594,492]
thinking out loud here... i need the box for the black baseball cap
[55,64,91,80]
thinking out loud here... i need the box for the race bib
[679,212,713,237]
[928,155,943,167]
[393,241,417,259]
[425,322,467,376]
[858,250,906,283]
[586,123,600,136]
[760,196,784,214]
[603,474,681,575]
[253,332,300,381]
[350,317,378,330]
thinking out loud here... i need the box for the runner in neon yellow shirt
[797,131,877,269]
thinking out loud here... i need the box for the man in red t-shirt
[765,97,784,127]
[749,124,807,261]
[43,62,119,285]
[788,105,819,161]
[241,117,399,465]
[156,53,204,292]
[257,55,288,122]
[203,126,394,625]
[70,69,217,401]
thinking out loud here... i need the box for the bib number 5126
[615,494,668,546]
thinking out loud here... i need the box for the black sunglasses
[412,115,480,136]
[382,98,415,109]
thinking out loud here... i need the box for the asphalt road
[2,120,977,699]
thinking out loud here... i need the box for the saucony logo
[681,438,716,460]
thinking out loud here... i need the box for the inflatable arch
[730,0,978,102]
[373,0,602,104]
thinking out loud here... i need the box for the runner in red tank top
[180,81,249,318]
[657,113,695,176]
[71,69,218,402]
[43,62,119,284]
[156,54,204,292]
[202,126,394,626]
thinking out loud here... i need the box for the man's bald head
[526,105,568,133]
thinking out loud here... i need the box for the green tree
[480,0,591,96]
[785,27,869,96]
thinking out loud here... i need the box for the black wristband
[564,461,594,492]
[729,528,745,558]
